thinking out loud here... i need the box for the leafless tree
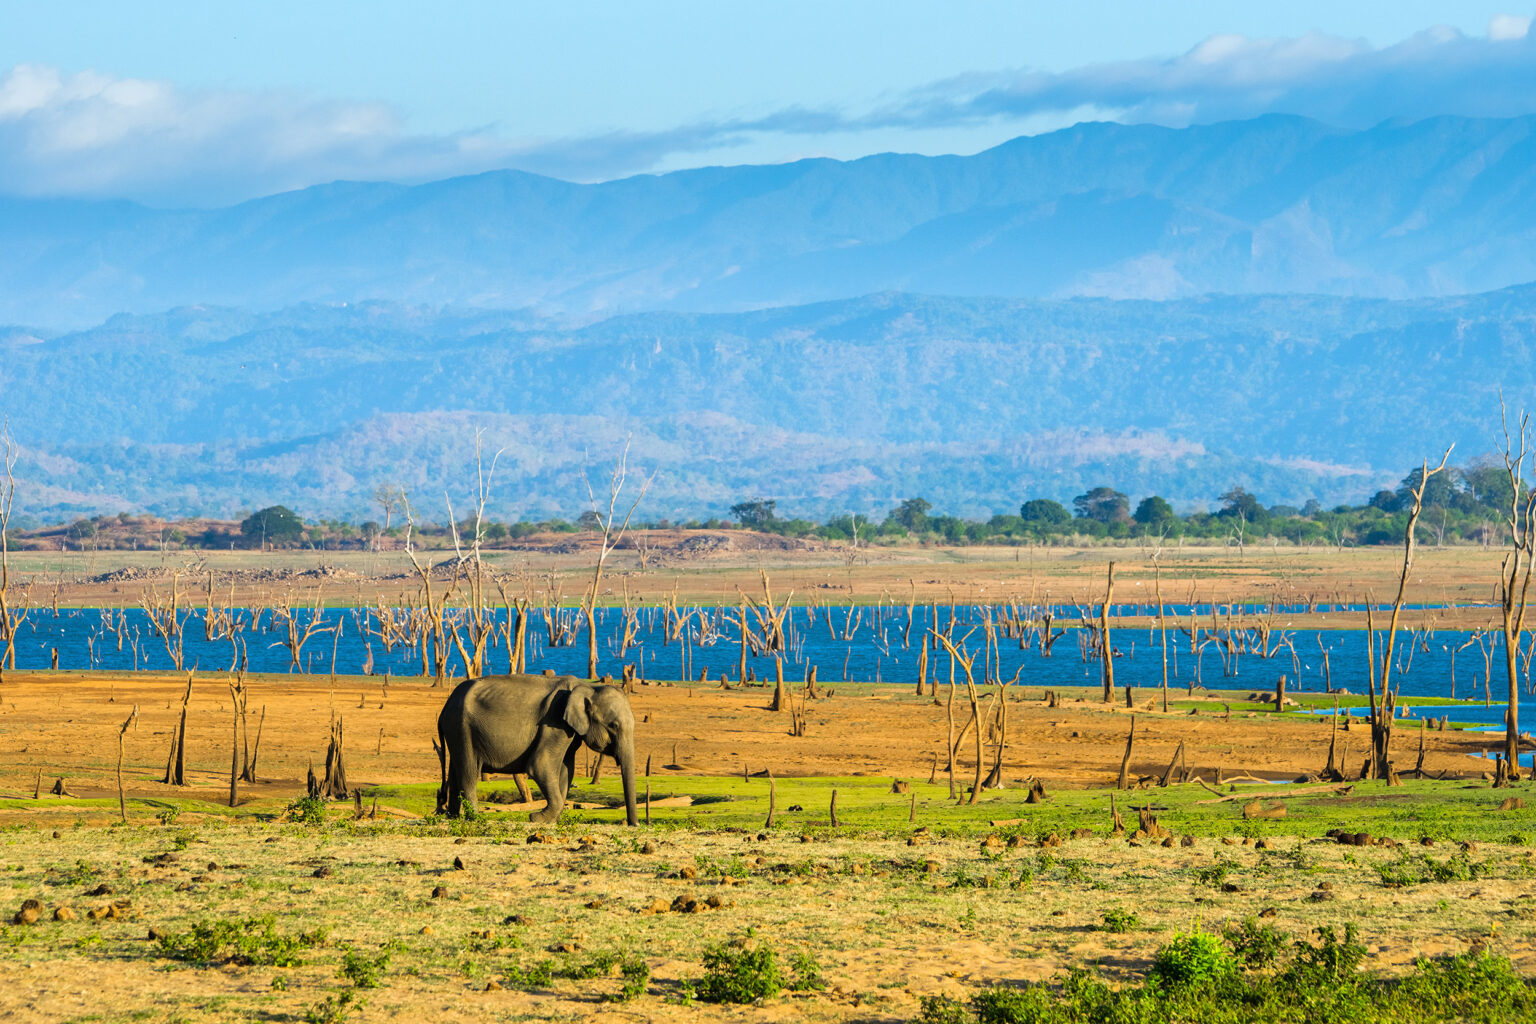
[372,483,405,550]
[1365,445,1452,780]
[447,432,505,678]
[580,438,655,679]
[1497,403,1536,779]
[0,419,24,674]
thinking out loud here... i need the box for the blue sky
[2,2,1533,204]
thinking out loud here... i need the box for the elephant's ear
[563,685,593,735]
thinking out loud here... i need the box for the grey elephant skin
[435,673,638,825]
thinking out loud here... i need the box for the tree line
[27,459,1523,551]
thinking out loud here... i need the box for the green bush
[1222,917,1287,969]
[789,950,826,991]
[503,959,555,989]
[284,795,327,827]
[157,915,327,967]
[609,956,649,1002]
[694,944,785,1004]
[337,945,391,988]
[1098,908,1139,934]
[917,994,973,1024]
[1151,926,1235,988]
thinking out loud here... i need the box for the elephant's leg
[513,773,533,804]
[528,748,567,824]
[449,746,480,817]
[563,745,578,799]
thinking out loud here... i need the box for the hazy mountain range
[7,113,1536,329]
[2,288,1532,522]
[5,112,1536,522]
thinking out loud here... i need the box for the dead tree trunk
[1117,715,1135,790]
[1100,562,1116,702]
[162,672,193,786]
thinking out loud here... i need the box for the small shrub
[303,990,361,1024]
[1223,917,1287,969]
[1195,861,1231,889]
[1151,926,1235,988]
[917,994,973,1024]
[1287,923,1368,984]
[970,986,1051,1023]
[157,915,327,967]
[285,796,327,827]
[1099,909,1139,934]
[608,956,649,1002]
[337,944,391,988]
[503,959,555,989]
[694,944,785,1004]
[789,950,826,991]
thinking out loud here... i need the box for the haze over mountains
[8,114,1536,328]
[3,288,1533,522]
[5,113,1536,522]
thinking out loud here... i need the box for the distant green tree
[729,498,777,529]
[577,509,602,531]
[66,518,97,541]
[1463,463,1515,513]
[1019,498,1071,527]
[1367,489,1400,513]
[1133,496,1176,530]
[890,497,932,534]
[1073,486,1130,524]
[1218,487,1265,521]
[1397,464,1460,509]
[240,505,304,547]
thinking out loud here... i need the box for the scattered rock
[1161,837,1176,848]
[206,862,219,871]
[1180,835,1197,848]
[420,925,435,935]
[678,866,697,880]
[924,860,941,874]
[146,926,162,940]
[431,886,448,899]
[13,900,41,925]
[1258,908,1278,919]
[1317,881,1334,891]
[639,841,657,854]
[1221,882,1243,893]
[502,914,531,926]
[1500,797,1526,811]
[642,898,671,915]
[85,884,113,897]
[1308,890,1335,903]
[526,834,553,844]
[671,896,701,914]
[484,980,503,992]
[312,866,333,879]
[1254,838,1274,851]
[552,940,582,953]
[453,857,466,870]
[907,836,924,847]
[53,907,76,922]
[584,900,603,910]
[705,894,728,909]
[1040,832,1062,848]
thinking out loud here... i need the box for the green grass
[357,772,1536,845]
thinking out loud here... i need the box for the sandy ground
[0,670,1496,806]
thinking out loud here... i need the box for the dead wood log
[1117,715,1135,790]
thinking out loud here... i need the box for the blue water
[5,604,1534,720]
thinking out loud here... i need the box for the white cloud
[4,17,1536,205]
[1489,13,1532,40]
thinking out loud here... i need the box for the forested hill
[6,113,1536,326]
[2,288,1534,521]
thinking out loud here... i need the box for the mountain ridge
[8,113,1536,326]
[3,287,1534,521]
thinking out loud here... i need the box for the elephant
[435,673,638,825]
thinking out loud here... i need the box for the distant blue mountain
[3,289,1534,521]
[7,114,1536,326]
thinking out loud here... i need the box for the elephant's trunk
[618,744,638,827]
